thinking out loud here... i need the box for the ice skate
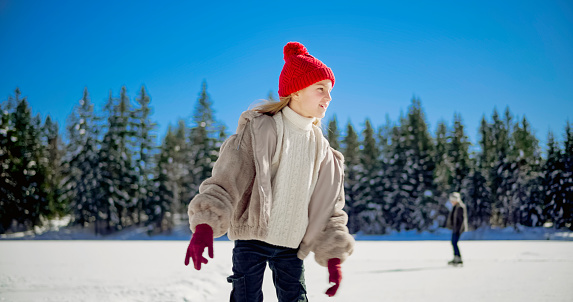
[448,256,463,266]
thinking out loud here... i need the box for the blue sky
[1,0,572,148]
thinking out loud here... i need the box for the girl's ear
[290,92,300,103]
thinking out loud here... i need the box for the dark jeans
[451,232,461,257]
[227,240,308,302]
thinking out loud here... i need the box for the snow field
[1,240,572,301]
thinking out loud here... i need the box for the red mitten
[325,258,342,297]
[184,224,214,270]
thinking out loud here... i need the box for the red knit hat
[278,42,335,97]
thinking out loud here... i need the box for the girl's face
[288,79,333,119]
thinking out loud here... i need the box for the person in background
[446,192,468,266]
[184,41,354,301]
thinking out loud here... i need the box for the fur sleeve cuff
[312,229,354,267]
[188,194,232,238]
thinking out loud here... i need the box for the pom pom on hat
[283,42,309,60]
[278,41,335,97]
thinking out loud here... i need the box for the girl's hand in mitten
[325,258,341,297]
[184,224,214,270]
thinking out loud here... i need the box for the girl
[184,41,354,301]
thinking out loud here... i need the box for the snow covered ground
[1,240,572,302]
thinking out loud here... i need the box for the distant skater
[446,192,468,266]
[184,41,354,301]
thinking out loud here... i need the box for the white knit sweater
[264,106,328,248]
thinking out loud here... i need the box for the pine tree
[97,87,138,232]
[433,114,472,229]
[442,113,472,227]
[342,121,361,233]
[342,122,360,167]
[374,116,393,233]
[434,120,451,195]
[488,108,512,226]
[133,86,157,225]
[325,115,341,150]
[489,110,542,228]
[173,119,190,214]
[478,115,494,171]
[463,166,492,229]
[0,91,18,232]
[41,116,65,217]
[560,122,573,229]
[361,120,379,168]
[62,88,101,228]
[542,131,564,228]
[377,115,393,155]
[31,113,51,221]
[384,115,409,231]
[511,116,543,227]
[355,119,385,233]
[475,115,495,227]
[449,113,471,192]
[400,98,437,231]
[512,117,540,160]
[148,126,178,233]
[186,81,221,203]
[6,89,48,230]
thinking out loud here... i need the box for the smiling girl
[184,42,354,301]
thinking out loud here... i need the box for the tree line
[330,98,572,233]
[0,86,571,235]
[1,83,225,234]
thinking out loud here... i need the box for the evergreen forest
[1,84,571,235]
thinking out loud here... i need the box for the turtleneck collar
[282,105,315,131]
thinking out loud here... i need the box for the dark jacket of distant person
[447,203,466,234]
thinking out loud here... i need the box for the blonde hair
[252,95,321,127]
[253,95,292,115]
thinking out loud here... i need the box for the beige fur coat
[188,110,354,266]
